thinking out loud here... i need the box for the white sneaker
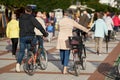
[15,63,20,72]
[98,54,102,56]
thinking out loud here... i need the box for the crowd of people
[6,5,120,74]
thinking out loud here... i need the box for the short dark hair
[97,12,103,19]
[63,10,69,16]
[25,6,32,13]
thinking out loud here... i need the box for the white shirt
[104,16,114,31]
[34,17,46,35]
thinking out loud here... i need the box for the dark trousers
[36,35,44,55]
[108,30,111,41]
[114,26,119,32]
[53,26,55,37]
[11,38,18,55]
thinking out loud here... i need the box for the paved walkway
[0,31,120,80]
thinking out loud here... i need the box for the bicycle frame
[69,36,86,76]
[28,36,47,64]
[23,36,48,75]
[28,50,40,65]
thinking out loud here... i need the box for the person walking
[92,12,108,56]
[46,22,54,42]
[56,11,89,74]
[79,10,91,41]
[48,12,56,37]
[6,14,19,57]
[34,11,47,51]
[15,6,48,72]
[112,12,120,34]
[104,13,114,41]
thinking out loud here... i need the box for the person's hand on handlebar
[43,32,48,37]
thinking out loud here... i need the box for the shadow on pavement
[6,44,12,52]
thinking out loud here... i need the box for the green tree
[0,0,119,12]
[0,0,73,12]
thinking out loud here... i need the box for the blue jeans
[60,49,70,66]
[36,35,44,55]
[17,36,35,64]
[114,26,119,32]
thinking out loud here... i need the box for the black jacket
[19,13,47,37]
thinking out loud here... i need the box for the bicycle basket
[68,36,82,46]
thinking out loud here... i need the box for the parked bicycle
[23,36,48,75]
[68,36,86,76]
[105,56,120,80]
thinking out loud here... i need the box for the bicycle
[23,36,48,75]
[69,36,86,76]
[105,56,120,80]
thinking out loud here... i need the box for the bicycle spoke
[37,48,48,70]
[23,51,35,75]
[74,62,81,76]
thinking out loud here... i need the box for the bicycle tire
[73,53,81,76]
[82,44,86,58]
[74,61,81,76]
[23,51,35,75]
[105,66,118,80]
[74,58,86,76]
[37,48,48,70]
[118,63,120,74]
[81,57,86,70]
[105,76,115,80]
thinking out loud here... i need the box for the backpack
[47,25,53,32]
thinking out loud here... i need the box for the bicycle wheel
[72,52,81,76]
[73,52,86,76]
[81,57,86,70]
[118,63,120,74]
[37,48,48,70]
[23,51,35,75]
[105,66,118,80]
[73,58,86,76]
[105,76,115,80]
[74,61,81,76]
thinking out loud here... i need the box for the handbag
[90,23,96,32]
[68,36,82,45]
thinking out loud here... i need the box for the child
[46,22,54,42]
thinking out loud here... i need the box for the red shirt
[112,16,120,26]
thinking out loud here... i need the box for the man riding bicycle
[15,6,48,72]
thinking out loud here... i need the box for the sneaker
[98,54,102,56]
[15,63,20,72]
[12,55,15,58]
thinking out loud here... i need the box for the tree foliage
[0,0,119,12]
[0,0,73,12]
